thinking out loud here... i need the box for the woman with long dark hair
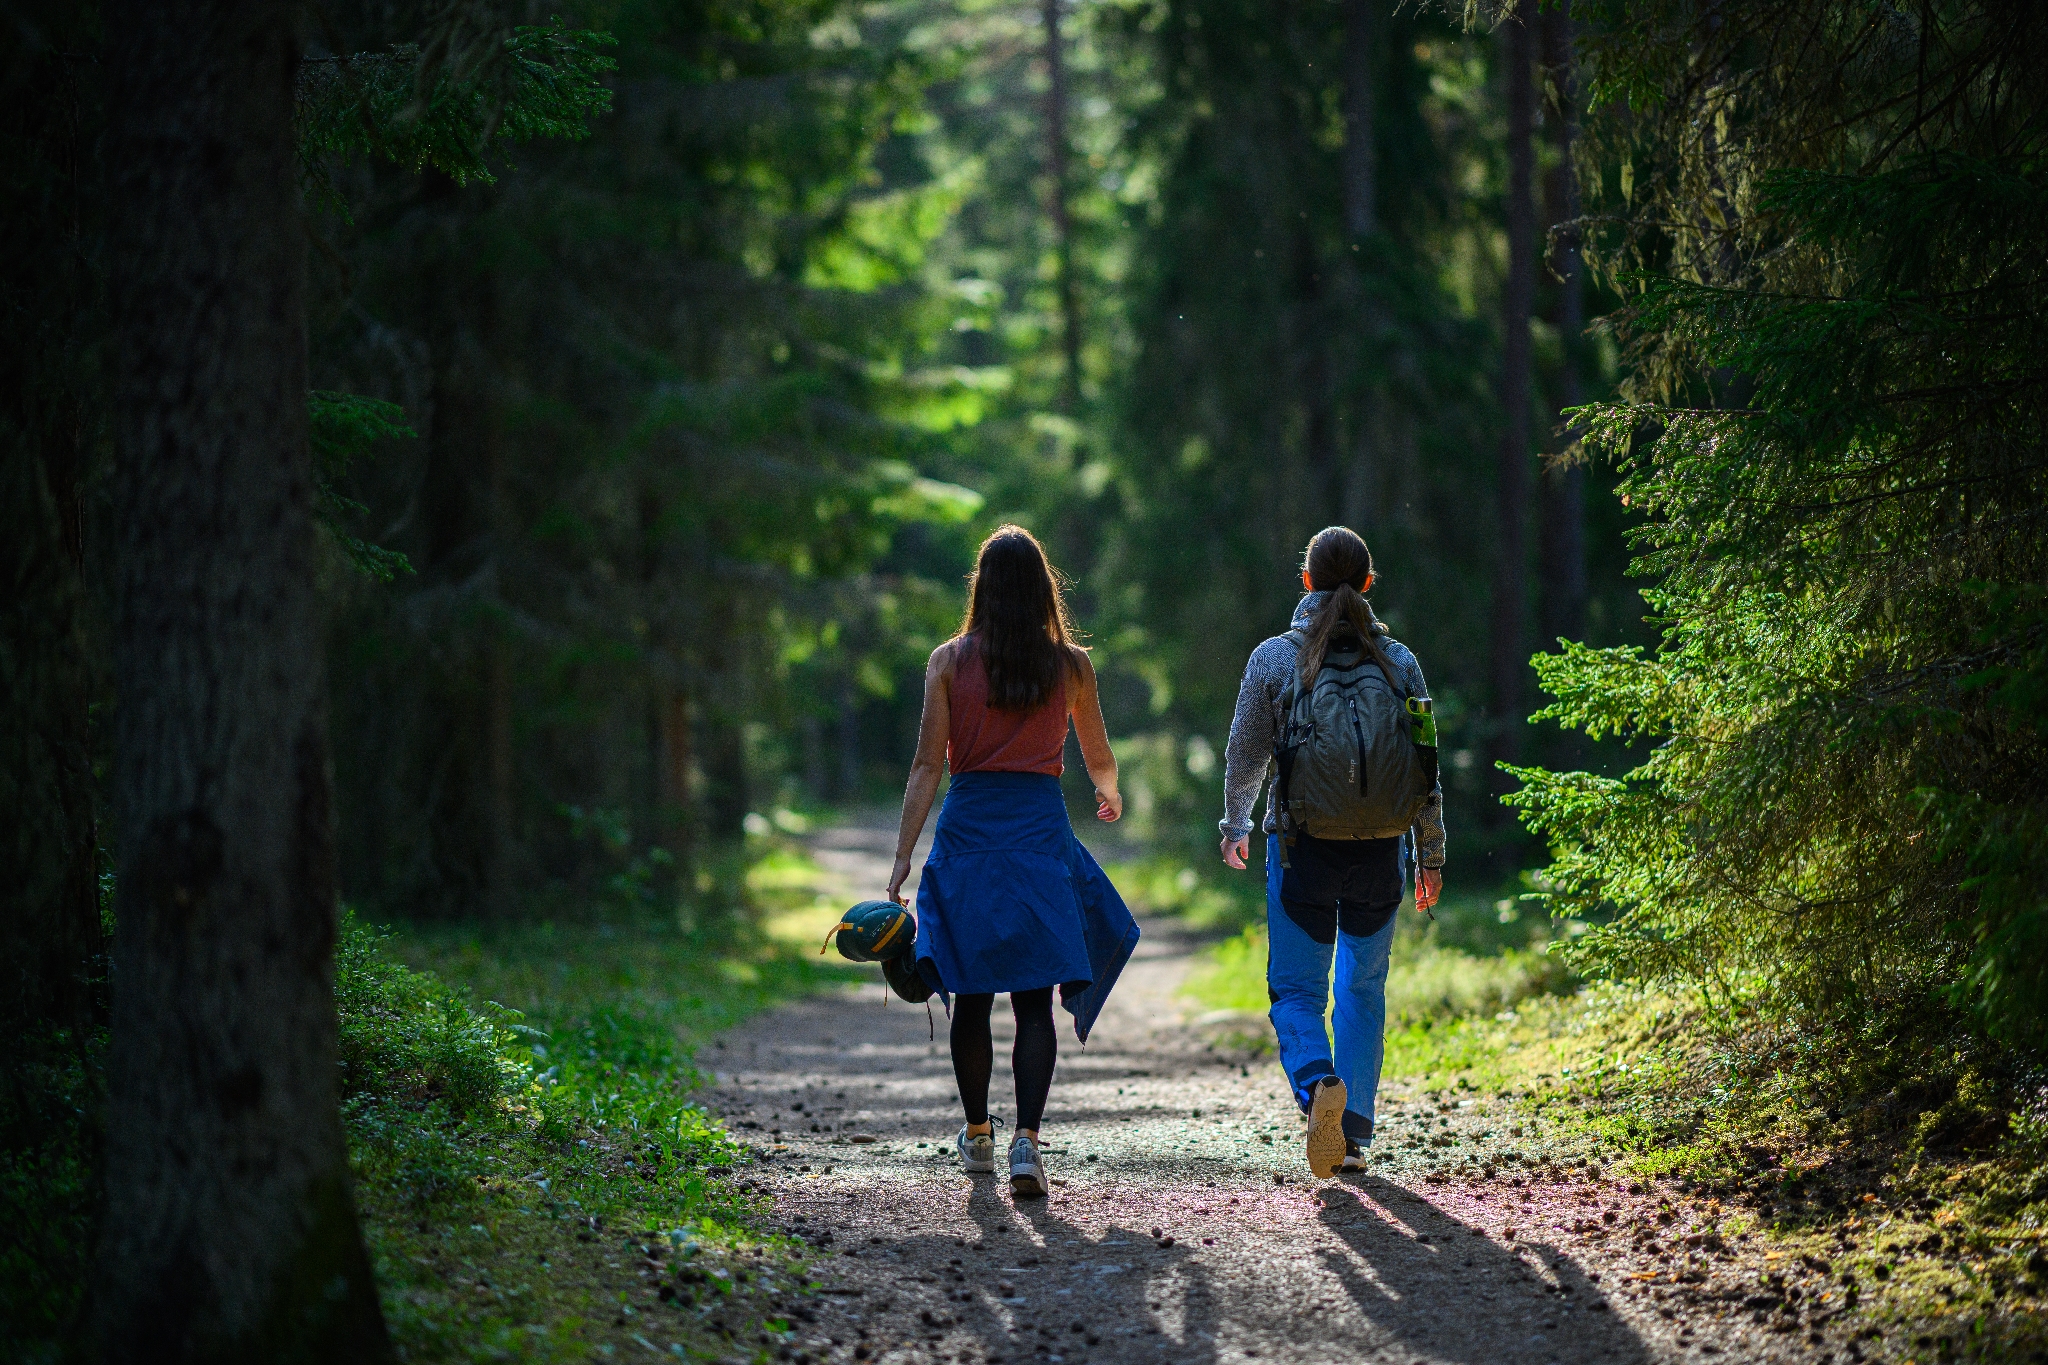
[1218,526,1447,1178]
[887,526,1139,1200]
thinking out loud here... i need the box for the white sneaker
[1305,1078,1348,1179]
[957,1124,996,1173]
[1009,1133,1048,1199]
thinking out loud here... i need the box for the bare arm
[886,643,954,904]
[1068,649,1122,822]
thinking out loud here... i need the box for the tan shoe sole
[1306,1079,1348,1179]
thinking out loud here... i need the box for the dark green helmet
[821,899,915,963]
[881,951,934,1003]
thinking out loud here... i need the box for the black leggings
[951,987,1057,1131]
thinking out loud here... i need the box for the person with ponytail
[1218,526,1447,1178]
[887,526,1139,1201]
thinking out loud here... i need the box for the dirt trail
[701,818,1858,1365]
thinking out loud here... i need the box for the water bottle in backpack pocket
[1272,630,1436,842]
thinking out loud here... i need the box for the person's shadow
[865,1173,1656,1365]
[1306,1175,1652,1364]
[941,1179,1227,1364]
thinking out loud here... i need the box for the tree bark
[1042,0,1083,411]
[94,0,391,1357]
[837,673,862,800]
[701,703,750,842]
[414,184,510,915]
[2,403,105,1037]
[1488,7,1537,799]
[657,686,694,861]
[1539,1,1587,646]
[1340,0,1379,239]
[1,12,108,1039]
[1294,225,1343,525]
[484,635,516,914]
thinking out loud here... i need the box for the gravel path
[699,819,1864,1365]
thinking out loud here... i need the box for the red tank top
[947,636,1070,776]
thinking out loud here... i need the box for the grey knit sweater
[1218,592,1448,868]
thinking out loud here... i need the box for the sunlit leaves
[1513,2,2048,1051]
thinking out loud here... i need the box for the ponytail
[1296,582,1399,690]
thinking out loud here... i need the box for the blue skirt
[912,771,1140,1043]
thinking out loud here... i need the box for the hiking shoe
[957,1124,997,1173]
[1339,1140,1368,1173]
[1009,1134,1049,1199]
[1306,1078,1348,1179]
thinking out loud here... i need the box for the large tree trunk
[1539,2,1587,646]
[1042,0,1083,411]
[1488,7,1537,802]
[94,1,391,1358]
[2,405,105,1037]
[1,12,109,1039]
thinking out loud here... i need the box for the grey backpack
[1272,628,1436,845]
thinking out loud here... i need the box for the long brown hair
[958,525,1083,710]
[1296,526,1399,689]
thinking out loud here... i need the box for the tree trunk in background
[1042,0,1083,411]
[1539,2,1587,647]
[837,674,862,800]
[484,636,515,913]
[657,687,694,866]
[1339,0,1381,531]
[94,0,390,1357]
[418,242,509,915]
[1488,9,1537,803]
[1294,225,1343,525]
[800,713,827,802]
[701,704,749,841]
[1340,0,1378,240]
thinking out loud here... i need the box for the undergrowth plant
[1508,0,2048,1100]
[335,912,779,1358]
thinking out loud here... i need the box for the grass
[1,893,862,1365]
[1178,878,1578,1027]
[359,905,866,1361]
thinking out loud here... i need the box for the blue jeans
[1265,833,1399,1144]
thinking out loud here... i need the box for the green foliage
[338,911,746,1205]
[297,18,617,194]
[1930,586,2048,1053]
[309,390,416,581]
[1509,4,2048,1054]
[0,1031,100,1365]
[335,913,799,1358]
[336,911,525,1123]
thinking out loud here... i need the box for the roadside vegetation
[2,900,857,1365]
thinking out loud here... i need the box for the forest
[3,0,2044,1360]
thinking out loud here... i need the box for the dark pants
[951,987,1057,1131]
